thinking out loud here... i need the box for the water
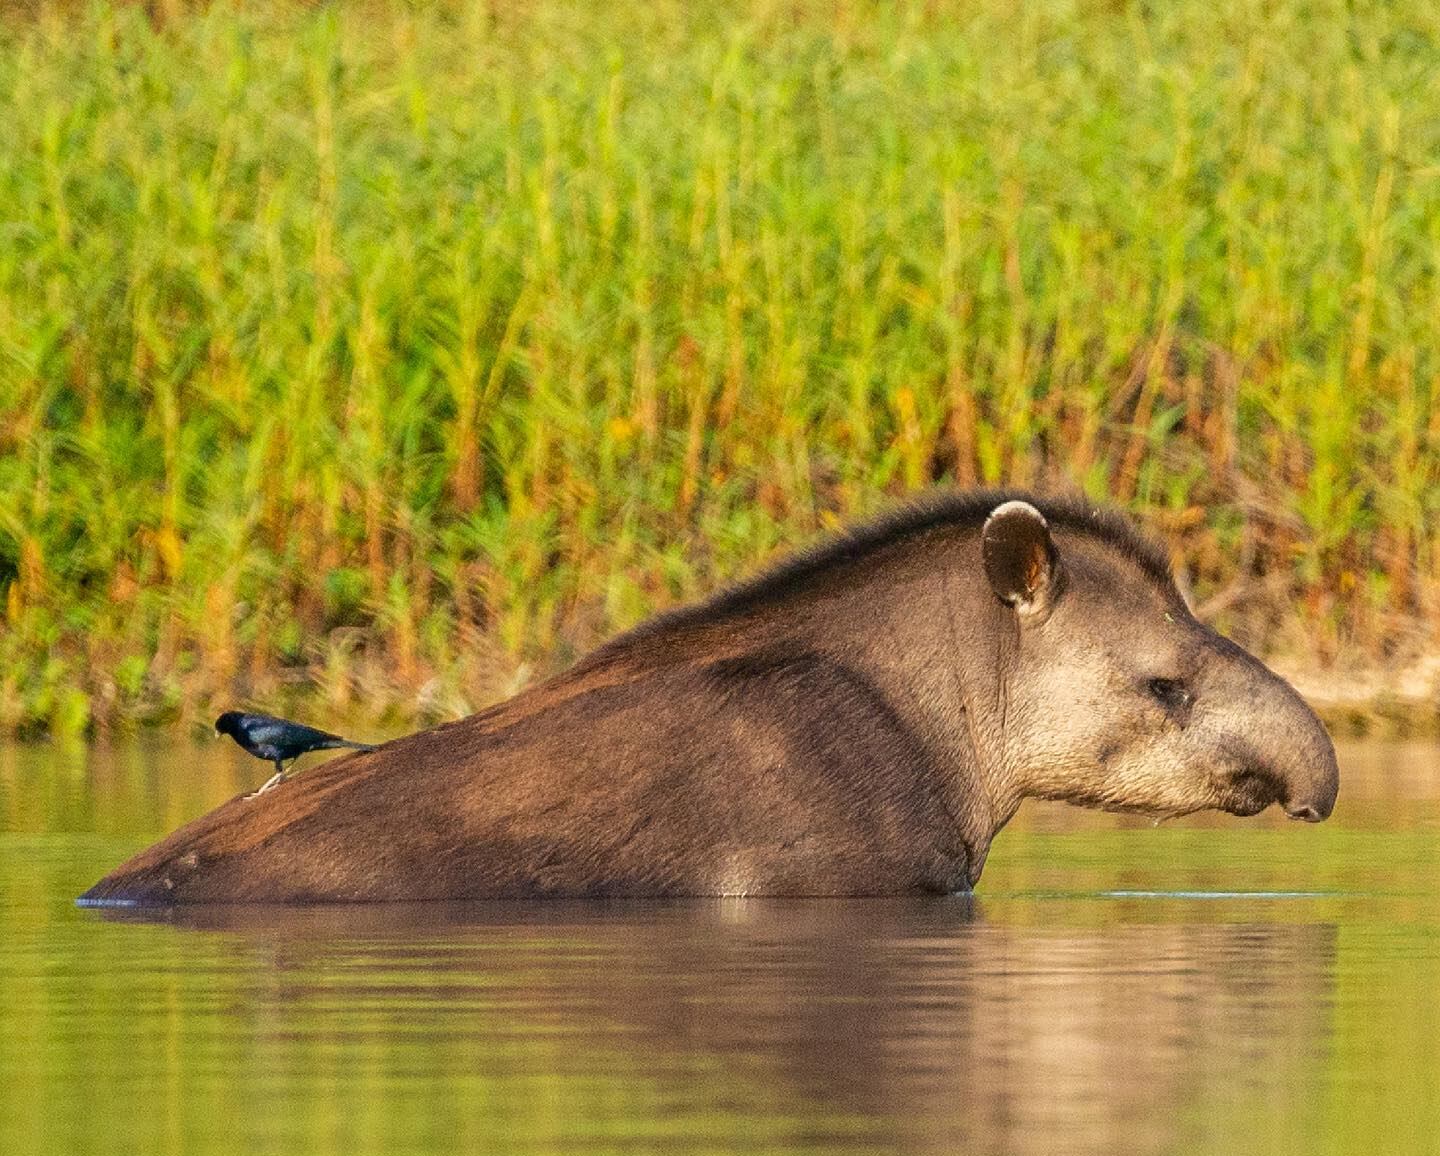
[2,740,1438,1155]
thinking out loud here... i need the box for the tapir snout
[1206,641,1339,823]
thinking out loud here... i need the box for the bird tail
[317,738,380,753]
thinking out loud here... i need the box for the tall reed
[0,0,1435,734]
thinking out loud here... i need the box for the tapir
[79,491,1339,904]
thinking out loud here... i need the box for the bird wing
[242,714,348,749]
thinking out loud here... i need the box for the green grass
[0,0,1437,735]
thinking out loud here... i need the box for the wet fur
[80,489,1335,905]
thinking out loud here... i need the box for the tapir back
[80,649,970,903]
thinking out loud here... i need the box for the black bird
[214,711,379,797]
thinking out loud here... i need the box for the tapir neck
[774,531,1014,884]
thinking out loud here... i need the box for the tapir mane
[598,488,1175,656]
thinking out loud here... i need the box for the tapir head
[978,500,1338,823]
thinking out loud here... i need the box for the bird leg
[245,760,288,799]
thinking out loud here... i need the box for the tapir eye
[1147,678,1192,711]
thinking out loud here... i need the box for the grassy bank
[0,0,1437,736]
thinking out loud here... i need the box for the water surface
[2,740,1437,1154]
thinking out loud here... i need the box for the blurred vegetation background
[0,0,1436,736]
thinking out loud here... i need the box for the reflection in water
[0,741,1437,1154]
[75,898,1336,1156]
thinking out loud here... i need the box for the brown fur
[80,490,1338,904]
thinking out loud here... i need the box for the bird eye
[1147,678,1192,711]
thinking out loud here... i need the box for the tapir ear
[982,500,1060,620]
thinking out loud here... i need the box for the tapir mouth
[1222,768,1286,817]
